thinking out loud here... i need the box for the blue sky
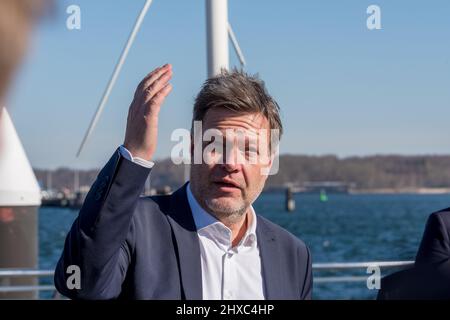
[5,0,450,169]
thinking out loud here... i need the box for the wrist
[123,143,154,161]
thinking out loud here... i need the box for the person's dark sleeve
[300,245,313,300]
[54,149,151,299]
[415,211,450,265]
[376,285,388,300]
[377,272,396,300]
[377,261,450,300]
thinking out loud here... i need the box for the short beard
[204,198,248,225]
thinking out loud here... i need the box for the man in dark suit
[54,65,312,300]
[377,209,450,299]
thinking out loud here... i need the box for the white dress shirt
[119,146,265,300]
[119,145,155,169]
[186,183,265,300]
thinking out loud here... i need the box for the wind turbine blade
[227,22,246,67]
[76,0,153,157]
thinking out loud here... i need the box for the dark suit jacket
[377,209,450,300]
[54,149,313,300]
[416,209,450,265]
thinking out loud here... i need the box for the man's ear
[269,153,275,167]
[260,150,279,176]
[266,153,275,172]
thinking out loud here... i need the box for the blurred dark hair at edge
[0,0,51,106]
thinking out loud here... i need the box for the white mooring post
[0,108,41,299]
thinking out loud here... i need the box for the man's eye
[246,145,259,155]
[244,148,252,154]
[205,140,223,151]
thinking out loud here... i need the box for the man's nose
[222,145,240,172]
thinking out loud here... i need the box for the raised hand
[124,64,172,161]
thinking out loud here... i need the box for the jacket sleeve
[54,149,151,299]
[300,245,313,300]
[415,211,450,265]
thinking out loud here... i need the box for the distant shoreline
[350,188,450,195]
[263,187,450,195]
[34,153,450,195]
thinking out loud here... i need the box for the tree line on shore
[34,154,450,192]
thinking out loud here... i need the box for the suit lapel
[165,185,285,300]
[166,183,203,300]
[256,216,283,299]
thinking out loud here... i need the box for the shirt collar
[186,182,258,250]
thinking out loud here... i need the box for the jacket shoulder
[425,208,450,242]
[133,194,173,219]
[432,208,450,227]
[257,215,309,252]
[415,207,450,264]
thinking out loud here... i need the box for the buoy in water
[320,189,328,202]
[285,187,295,212]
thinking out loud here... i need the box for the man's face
[189,108,273,222]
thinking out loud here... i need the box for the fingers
[142,64,171,93]
[152,83,173,105]
[140,64,172,103]
[130,63,173,119]
[143,83,172,117]
[134,64,171,99]
[138,64,169,89]
[135,67,159,99]
[143,70,172,100]
[124,64,173,161]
